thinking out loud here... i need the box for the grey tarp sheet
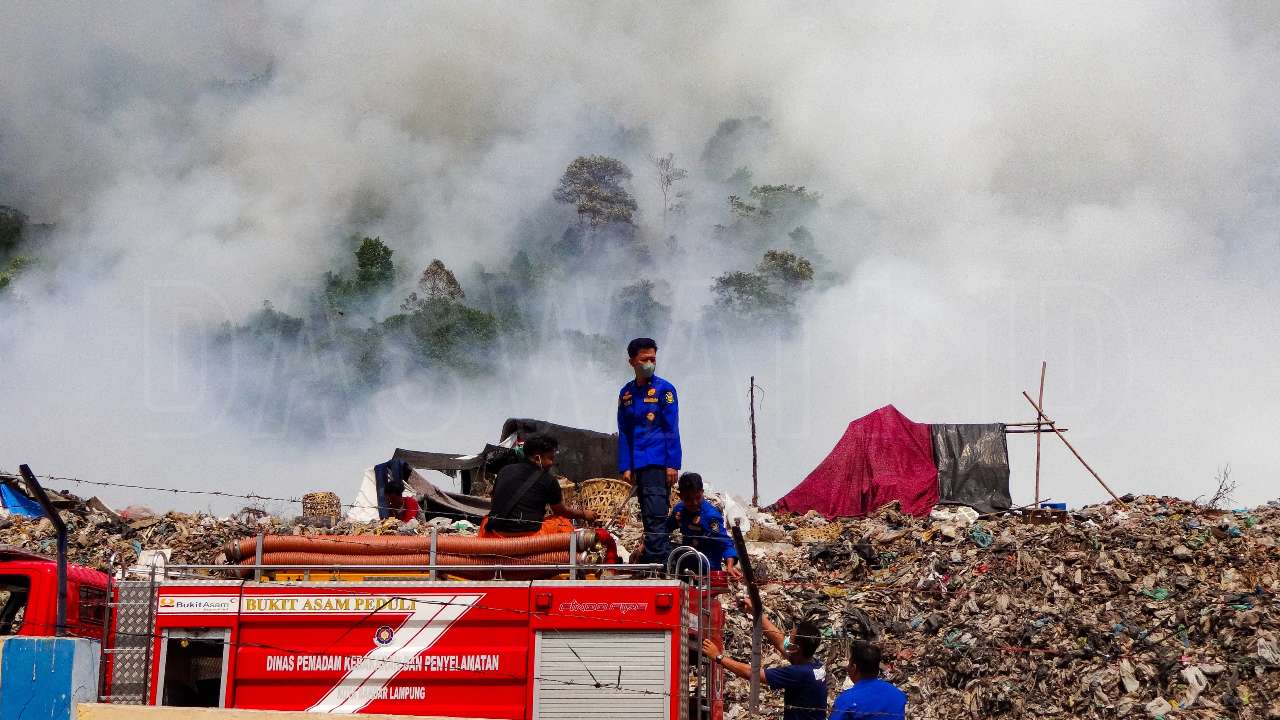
[931,423,1012,514]
[405,469,491,521]
[499,418,618,481]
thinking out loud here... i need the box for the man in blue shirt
[667,472,742,578]
[702,600,828,720]
[617,337,681,563]
[829,641,907,720]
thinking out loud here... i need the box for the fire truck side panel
[145,579,715,720]
[232,584,531,718]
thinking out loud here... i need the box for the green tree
[757,249,814,299]
[750,184,819,221]
[353,236,395,291]
[554,155,638,227]
[324,236,396,312]
[609,279,672,340]
[239,300,305,341]
[0,206,26,257]
[709,271,787,322]
[384,299,499,375]
[708,250,817,327]
[0,256,31,294]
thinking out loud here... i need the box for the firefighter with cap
[617,336,682,563]
[667,472,742,578]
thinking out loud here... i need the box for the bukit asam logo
[374,625,395,646]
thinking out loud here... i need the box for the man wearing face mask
[481,434,597,537]
[617,337,682,563]
[702,598,828,720]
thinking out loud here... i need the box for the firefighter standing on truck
[617,337,681,564]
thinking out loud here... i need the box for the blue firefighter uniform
[617,375,682,563]
[667,499,737,571]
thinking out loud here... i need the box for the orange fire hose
[226,531,594,562]
[231,550,589,580]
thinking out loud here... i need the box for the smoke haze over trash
[2,2,1278,512]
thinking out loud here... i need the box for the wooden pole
[749,376,759,508]
[1021,391,1123,503]
[1034,361,1046,507]
[731,522,762,715]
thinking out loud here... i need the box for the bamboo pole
[1035,361,1046,507]
[749,376,759,508]
[1021,391,1123,503]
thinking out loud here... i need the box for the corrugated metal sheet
[534,631,670,720]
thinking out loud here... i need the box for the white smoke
[2,2,1278,511]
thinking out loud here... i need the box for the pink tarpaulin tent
[775,405,939,518]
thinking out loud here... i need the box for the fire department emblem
[664,391,674,404]
[374,625,395,646]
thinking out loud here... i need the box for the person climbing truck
[616,336,682,563]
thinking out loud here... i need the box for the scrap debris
[718,496,1280,720]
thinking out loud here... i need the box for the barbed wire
[0,469,747,545]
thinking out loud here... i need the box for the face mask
[637,361,656,378]
[513,444,525,459]
[783,636,793,653]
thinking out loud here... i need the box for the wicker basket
[578,478,633,521]
[302,491,342,522]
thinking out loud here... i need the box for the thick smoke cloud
[2,2,1277,512]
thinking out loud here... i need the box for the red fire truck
[102,540,726,720]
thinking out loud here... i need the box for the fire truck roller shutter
[226,530,597,560]
[534,630,670,720]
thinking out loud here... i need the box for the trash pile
[717,496,1280,719]
[0,489,469,570]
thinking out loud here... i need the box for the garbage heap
[717,496,1280,719]
[0,490,478,570]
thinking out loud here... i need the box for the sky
[2,1,1278,513]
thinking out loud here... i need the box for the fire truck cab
[106,549,725,720]
[0,545,110,640]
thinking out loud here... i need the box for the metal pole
[749,377,759,508]
[254,534,264,582]
[429,527,438,580]
[731,522,762,715]
[1034,361,1046,507]
[18,465,68,636]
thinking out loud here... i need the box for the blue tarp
[0,484,42,517]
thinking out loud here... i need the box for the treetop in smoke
[554,155,639,227]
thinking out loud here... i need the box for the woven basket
[578,478,633,520]
[302,491,342,521]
